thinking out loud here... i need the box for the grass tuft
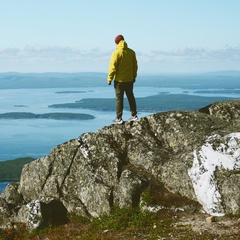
[0,206,239,239]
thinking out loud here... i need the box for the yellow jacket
[107,40,138,83]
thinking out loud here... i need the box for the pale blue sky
[0,0,240,73]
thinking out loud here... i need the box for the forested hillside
[0,157,35,181]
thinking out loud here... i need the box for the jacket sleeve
[133,52,138,80]
[107,52,118,82]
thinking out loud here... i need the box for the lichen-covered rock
[1,182,23,208]
[114,169,148,208]
[188,133,240,216]
[17,200,43,229]
[16,199,68,229]
[198,99,240,121]
[1,100,240,229]
[0,197,11,218]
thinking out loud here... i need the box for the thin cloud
[140,46,240,61]
[0,47,21,57]
[0,45,110,63]
[208,46,240,60]
[0,45,239,72]
[1,45,239,62]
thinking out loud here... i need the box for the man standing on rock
[107,34,138,124]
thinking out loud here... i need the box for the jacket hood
[116,40,128,50]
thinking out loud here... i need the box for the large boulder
[198,99,240,121]
[1,100,240,229]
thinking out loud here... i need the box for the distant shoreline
[0,179,18,182]
[1,71,240,89]
[0,112,95,120]
[0,158,35,185]
[49,94,238,112]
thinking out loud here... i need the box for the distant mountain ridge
[0,71,240,89]
[203,70,240,76]
[0,72,107,89]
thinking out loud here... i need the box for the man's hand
[108,81,111,85]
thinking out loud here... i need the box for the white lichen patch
[188,133,240,216]
[80,145,89,158]
[26,200,42,229]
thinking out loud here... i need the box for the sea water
[0,86,160,161]
[0,182,9,193]
[0,85,239,161]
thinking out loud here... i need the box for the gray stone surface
[1,100,240,229]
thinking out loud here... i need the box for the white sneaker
[129,115,138,121]
[113,117,123,124]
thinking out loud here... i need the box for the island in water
[0,112,95,120]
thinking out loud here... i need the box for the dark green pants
[114,81,137,119]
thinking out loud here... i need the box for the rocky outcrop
[198,100,240,121]
[1,100,240,229]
